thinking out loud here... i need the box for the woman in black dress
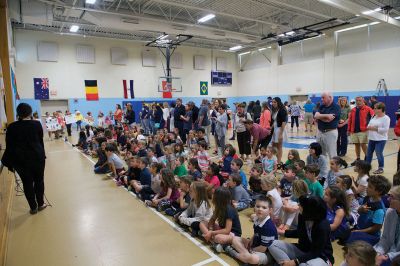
[2,103,47,214]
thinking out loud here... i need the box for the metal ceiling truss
[13,0,400,51]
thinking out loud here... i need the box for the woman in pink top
[114,104,123,125]
[259,101,271,129]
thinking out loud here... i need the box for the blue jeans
[366,140,386,168]
[94,165,109,174]
[347,231,380,246]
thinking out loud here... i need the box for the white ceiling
[8,0,400,50]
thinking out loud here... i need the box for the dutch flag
[123,80,134,99]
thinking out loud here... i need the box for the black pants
[237,130,251,155]
[175,122,186,143]
[15,162,45,211]
[291,116,299,128]
[66,124,72,136]
[337,124,348,156]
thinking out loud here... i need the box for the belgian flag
[85,80,99,101]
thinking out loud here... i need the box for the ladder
[376,79,389,96]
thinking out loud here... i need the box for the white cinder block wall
[14,30,238,100]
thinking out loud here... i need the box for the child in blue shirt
[261,146,277,175]
[225,195,278,265]
[346,175,391,246]
[230,158,248,189]
[227,173,251,211]
[220,145,236,176]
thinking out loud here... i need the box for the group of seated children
[79,122,399,266]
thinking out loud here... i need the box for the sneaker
[350,159,360,166]
[38,204,47,212]
[213,243,224,253]
[373,168,384,174]
[224,245,238,258]
[30,209,38,215]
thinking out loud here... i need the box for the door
[40,100,69,116]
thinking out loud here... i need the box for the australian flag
[34,78,49,100]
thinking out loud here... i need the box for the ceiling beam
[317,0,400,28]
[252,0,334,20]
[134,0,289,29]
[69,5,262,40]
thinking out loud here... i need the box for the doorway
[40,100,69,117]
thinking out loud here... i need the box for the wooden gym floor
[4,126,398,266]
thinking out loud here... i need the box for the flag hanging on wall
[34,77,49,100]
[85,80,99,101]
[11,68,20,100]
[123,80,134,99]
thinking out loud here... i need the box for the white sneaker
[213,244,224,253]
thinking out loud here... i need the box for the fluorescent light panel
[198,14,215,23]
[258,48,266,51]
[229,45,242,51]
[335,21,380,33]
[86,0,96,4]
[159,34,169,40]
[69,25,79,32]
[286,31,295,36]
[362,7,382,15]
[239,51,250,56]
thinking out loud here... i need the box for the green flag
[200,81,208,95]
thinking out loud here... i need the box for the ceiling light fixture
[395,16,400,19]
[229,45,242,51]
[198,14,215,23]
[158,34,169,40]
[69,25,79,32]
[239,51,250,56]
[86,0,96,4]
[335,21,380,33]
[362,7,382,15]
[258,48,266,51]
[286,31,295,36]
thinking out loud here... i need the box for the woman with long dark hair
[114,104,123,125]
[2,103,47,214]
[271,97,288,163]
[269,195,334,265]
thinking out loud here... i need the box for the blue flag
[34,78,49,100]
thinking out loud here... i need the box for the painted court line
[64,141,229,266]
[47,149,75,154]
[192,257,217,266]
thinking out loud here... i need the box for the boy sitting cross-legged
[132,157,152,195]
[105,144,125,180]
[227,173,251,211]
[225,195,278,265]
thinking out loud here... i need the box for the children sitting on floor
[174,156,188,177]
[279,165,297,198]
[165,175,192,217]
[304,164,324,198]
[187,158,202,181]
[227,173,251,211]
[105,144,125,179]
[346,175,391,246]
[199,187,242,253]
[230,158,248,189]
[178,181,213,237]
[225,195,278,264]
[145,168,180,212]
